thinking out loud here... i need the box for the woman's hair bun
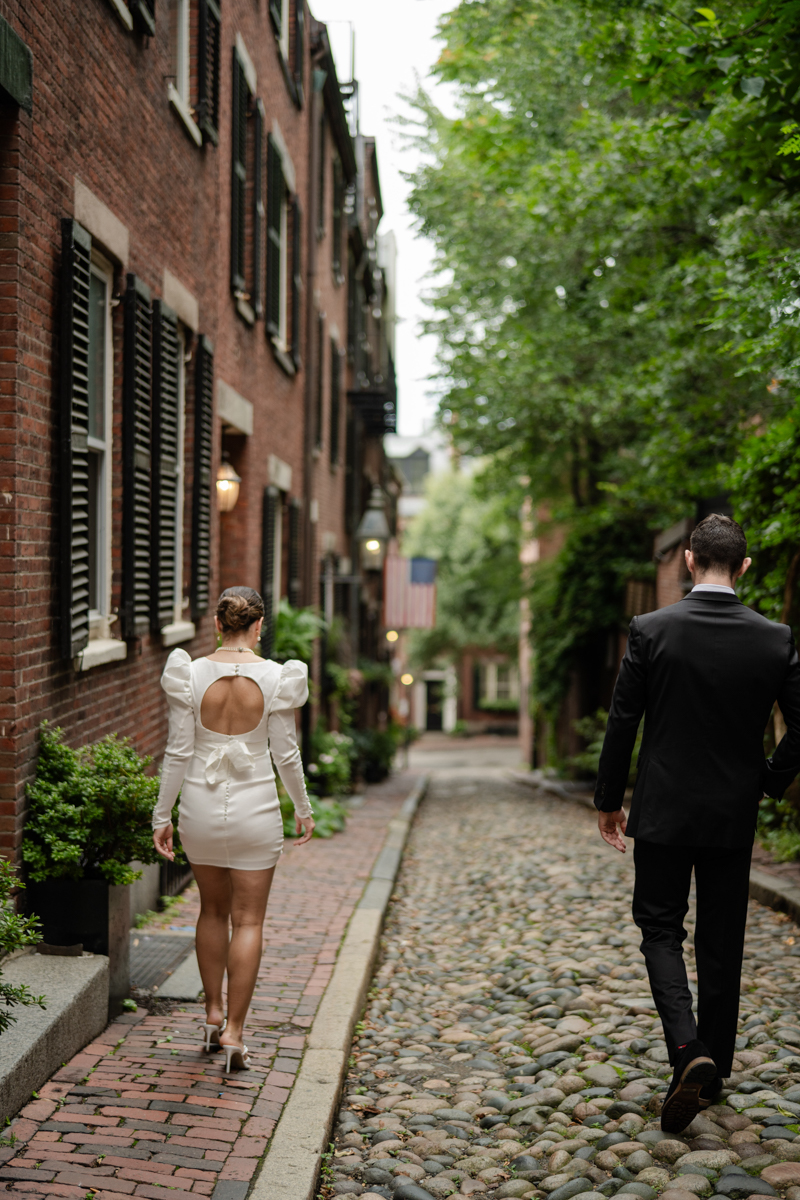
[216,586,265,634]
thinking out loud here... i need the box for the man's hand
[598,808,627,853]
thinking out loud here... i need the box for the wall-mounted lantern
[356,485,390,571]
[216,457,242,513]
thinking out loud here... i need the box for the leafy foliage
[401,0,800,713]
[306,728,354,797]
[532,510,653,717]
[583,0,800,200]
[568,707,642,784]
[22,724,167,886]
[731,407,800,624]
[273,600,325,664]
[351,724,403,784]
[402,469,522,667]
[0,860,46,1036]
[277,781,348,840]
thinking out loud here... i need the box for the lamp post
[355,485,390,571]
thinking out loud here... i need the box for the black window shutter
[288,496,301,608]
[269,0,282,36]
[60,219,92,661]
[266,135,283,338]
[197,0,221,146]
[151,301,181,633]
[261,485,279,656]
[122,274,152,640]
[252,100,265,317]
[329,339,341,464]
[192,336,214,619]
[293,0,305,101]
[231,51,247,296]
[314,310,324,447]
[332,157,343,280]
[316,116,326,237]
[130,0,156,35]
[291,197,302,367]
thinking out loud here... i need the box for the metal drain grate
[130,933,195,990]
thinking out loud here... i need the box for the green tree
[401,0,800,715]
[402,469,522,666]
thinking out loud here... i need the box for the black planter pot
[25,878,130,1015]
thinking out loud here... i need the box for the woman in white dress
[152,586,315,1072]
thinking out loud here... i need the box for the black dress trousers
[632,839,753,1078]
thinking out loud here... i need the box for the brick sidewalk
[0,773,418,1200]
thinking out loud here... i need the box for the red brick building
[0,0,396,862]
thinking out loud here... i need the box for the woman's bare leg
[219,867,275,1047]
[191,863,232,1029]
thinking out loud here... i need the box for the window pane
[497,665,510,699]
[88,273,106,442]
[88,451,99,611]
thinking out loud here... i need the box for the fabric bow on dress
[204,741,256,785]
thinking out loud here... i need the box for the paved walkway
[326,767,800,1200]
[0,771,417,1200]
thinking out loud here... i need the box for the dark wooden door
[426,680,444,731]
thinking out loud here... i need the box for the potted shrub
[21,723,168,1012]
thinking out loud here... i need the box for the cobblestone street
[326,770,800,1200]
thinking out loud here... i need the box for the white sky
[311,0,456,437]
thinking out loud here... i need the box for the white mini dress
[152,648,314,870]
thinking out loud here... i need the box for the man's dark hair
[690,513,747,575]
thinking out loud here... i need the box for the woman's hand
[153,823,175,861]
[294,815,315,846]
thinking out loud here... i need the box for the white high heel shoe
[222,1043,250,1073]
[201,1018,227,1052]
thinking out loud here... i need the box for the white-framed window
[168,0,203,146]
[157,317,196,649]
[266,127,298,369]
[87,256,114,640]
[175,0,190,104]
[478,661,520,706]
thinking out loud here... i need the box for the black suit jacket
[595,591,800,847]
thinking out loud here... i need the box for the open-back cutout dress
[152,648,313,870]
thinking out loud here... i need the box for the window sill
[236,296,256,326]
[75,638,128,673]
[270,340,296,378]
[107,0,133,30]
[161,620,197,648]
[168,83,203,148]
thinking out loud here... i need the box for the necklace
[219,646,256,654]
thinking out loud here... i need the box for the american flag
[383,556,437,630]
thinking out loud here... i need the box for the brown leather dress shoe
[660,1040,717,1133]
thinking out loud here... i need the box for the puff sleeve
[153,649,195,830]
[267,659,313,819]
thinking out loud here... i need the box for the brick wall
[0,0,350,858]
[656,541,692,609]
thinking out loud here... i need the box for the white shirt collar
[691,584,736,595]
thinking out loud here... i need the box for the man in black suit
[595,513,800,1133]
